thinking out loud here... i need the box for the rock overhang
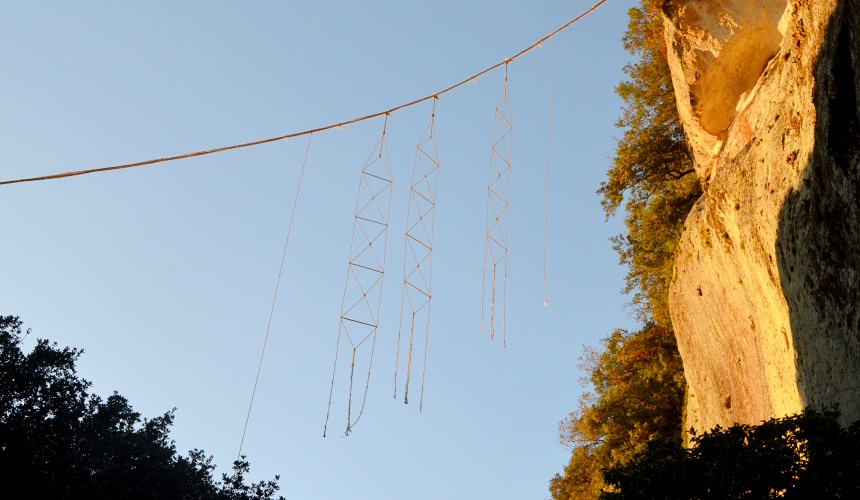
[661,0,790,182]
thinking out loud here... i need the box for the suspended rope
[543,39,554,309]
[394,98,440,410]
[238,133,313,458]
[0,0,607,187]
[324,117,394,437]
[481,63,512,348]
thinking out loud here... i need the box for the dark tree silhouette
[602,409,860,499]
[0,315,283,499]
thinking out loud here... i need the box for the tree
[0,315,283,499]
[552,1,699,496]
[550,324,684,498]
[602,409,860,499]
[598,0,700,326]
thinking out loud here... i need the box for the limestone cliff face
[661,0,860,435]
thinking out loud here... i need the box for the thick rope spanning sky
[0,0,607,187]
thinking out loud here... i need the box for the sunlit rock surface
[661,0,860,437]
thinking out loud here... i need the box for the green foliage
[550,445,605,499]
[598,0,700,326]
[552,1,700,497]
[602,409,860,499]
[550,324,684,498]
[0,315,283,499]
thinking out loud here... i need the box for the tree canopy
[598,0,699,327]
[551,1,700,497]
[0,315,283,499]
[550,324,684,498]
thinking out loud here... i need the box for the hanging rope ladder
[394,98,441,410]
[325,117,395,437]
[481,62,513,347]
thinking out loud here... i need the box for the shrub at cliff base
[602,409,860,499]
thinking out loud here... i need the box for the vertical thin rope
[503,63,511,349]
[323,327,342,438]
[418,311,431,411]
[404,313,415,404]
[543,39,553,309]
[238,133,313,458]
[394,242,407,401]
[418,101,440,411]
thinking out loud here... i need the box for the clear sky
[1,1,640,498]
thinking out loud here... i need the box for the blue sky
[1,1,640,497]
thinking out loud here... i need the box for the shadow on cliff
[776,0,860,421]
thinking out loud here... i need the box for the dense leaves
[599,0,700,326]
[602,409,860,499]
[551,1,700,497]
[0,315,283,499]
[550,324,684,498]
[569,325,684,457]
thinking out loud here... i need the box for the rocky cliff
[660,0,860,435]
